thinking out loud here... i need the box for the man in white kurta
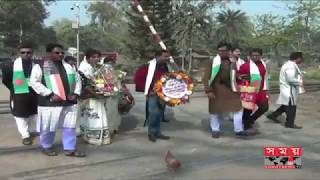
[267,52,304,129]
[1,44,38,145]
[30,43,84,157]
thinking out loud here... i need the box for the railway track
[0,83,320,114]
[193,83,320,94]
[268,83,320,94]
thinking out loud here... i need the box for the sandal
[22,137,33,145]
[41,147,58,156]
[64,150,86,158]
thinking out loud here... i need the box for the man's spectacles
[20,51,32,54]
[54,51,65,55]
[218,49,229,52]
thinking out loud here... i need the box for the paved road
[0,83,319,180]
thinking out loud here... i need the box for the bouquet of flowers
[239,81,257,110]
[80,64,127,99]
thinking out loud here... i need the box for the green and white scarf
[208,55,221,86]
[249,60,269,91]
[208,55,238,92]
[43,60,76,100]
[12,58,30,94]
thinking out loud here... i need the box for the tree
[215,9,252,46]
[284,0,320,63]
[52,17,128,54]
[0,0,47,49]
[244,13,306,66]
[51,19,77,48]
[126,0,177,61]
[285,0,320,44]
[52,19,103,52]
[172,1,213,52]
[87,1,119,32]
[86,1,132,55]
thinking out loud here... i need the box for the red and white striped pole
[131,0,176,64]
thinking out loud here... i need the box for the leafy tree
[51,18,76,48]
[0,0,47,49]
[284,0,320,63]
[172,1,213,52]
[285,0,320,43]
[215,9,252,46]
[52,19,103,52]
[87,1,119,32]
[126,0,176,61]
[86,1,132,57]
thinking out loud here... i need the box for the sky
[44,0,291,26]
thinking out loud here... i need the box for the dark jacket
[1,60,38,117]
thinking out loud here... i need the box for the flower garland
[155,72,194,106]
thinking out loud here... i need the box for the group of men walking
[202,42,304,139]
[133,43,304,142]
[1,41,305,151]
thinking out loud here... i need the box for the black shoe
[41,147,58,156]
[211,131,221,138]
[22,137,32,145]
[285,124,303,129]
[30,132,40,137]
[162,119,170,123]
[235,131,249,138]
[244,123,253,131]
[64,150,86,158]
[148,134,157,142]
[245,128,260,136]
[267,114,281,123]
[157,134,170,140]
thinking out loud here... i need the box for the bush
[304,68,320,80]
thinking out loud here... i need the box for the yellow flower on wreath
[155,72,194,107]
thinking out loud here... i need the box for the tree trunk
[188,48,192,74]
[181,55,185,71]
[274,44,281,68]
[187,22,193,74]
[19,23,23,44]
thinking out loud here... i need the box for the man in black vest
[2,44,38,145]
[30,43,85,157]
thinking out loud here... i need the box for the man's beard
[22,57,32,61]
[221,57,229,60]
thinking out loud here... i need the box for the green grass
[304,68,320,80]
[269,68,280,81]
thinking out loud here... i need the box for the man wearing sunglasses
[30,43,85,157]
[1,44,38,145]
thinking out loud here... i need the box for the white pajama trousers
[210,110,244,133]
[37,105,78,132]
[14,115,37,139]
[37,105,78,150]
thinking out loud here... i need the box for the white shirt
[29,61,82,97]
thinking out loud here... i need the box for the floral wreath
[155,72,194,106]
